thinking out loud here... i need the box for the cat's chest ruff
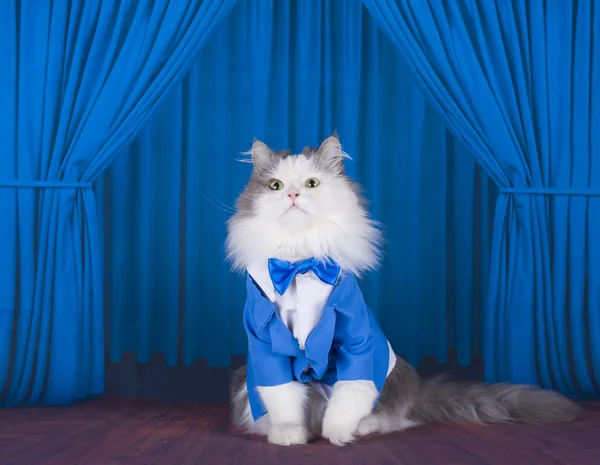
[246,262,335,350]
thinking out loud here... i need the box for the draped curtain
[364,0,600,398]
[97,0,497,370]
[0,0,235,406]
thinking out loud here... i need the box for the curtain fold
[363,0,600,398]
[97,0,496,369]
[0,0,236,406]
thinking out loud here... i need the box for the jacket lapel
[302,304,336,375]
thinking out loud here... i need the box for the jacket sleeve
[244,306,293,387]
[333,285,375,383]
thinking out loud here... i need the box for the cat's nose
[288,191,300,199]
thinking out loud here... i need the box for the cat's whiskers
[202,191,253,215]
[235,189,256,203]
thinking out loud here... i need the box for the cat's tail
[408,376,583,425]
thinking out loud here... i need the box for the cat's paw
[321,419,356,446]
[355,414,380,436]
[322,411,358,446]
[321,380,378,445]
[268,423,309,446]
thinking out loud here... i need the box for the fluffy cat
[226,134,582,446]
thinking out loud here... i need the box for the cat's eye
[305,178,320,188]
[269,179,284,191]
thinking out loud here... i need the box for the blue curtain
[0,0,236,406]
[364,0,600,398]
[97,0,497,370]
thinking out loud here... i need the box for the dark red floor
[0,398,598,464]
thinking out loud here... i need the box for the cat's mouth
[284,204,306,215]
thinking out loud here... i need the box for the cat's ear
[316,132,345,172]
[251,138,276,174]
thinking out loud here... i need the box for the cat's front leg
[321,380,378,446]
[257,382,310,446]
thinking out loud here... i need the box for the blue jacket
[243,271,391,421]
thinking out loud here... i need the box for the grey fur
[235,148,291,216]
[230,364,249,429]
[380,357,582,425]
[408,374,583,425]
[372,357,420,418]
[302,145,344,174]
[304,387,328,437]
[230,356,582,437]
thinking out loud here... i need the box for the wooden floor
[1,398,599,465]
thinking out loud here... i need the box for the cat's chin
[280,206,311,228]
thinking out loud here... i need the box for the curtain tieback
[501,187,600,196]
[0,180,92,189]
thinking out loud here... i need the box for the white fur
[226,141,381,276]
[321,380,379,446]
[257,382,310,446]
[356,414,420,436]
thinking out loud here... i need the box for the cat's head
[226,134,382,275]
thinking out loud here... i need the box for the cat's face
[227,135,381,274]
[237,137,358,232]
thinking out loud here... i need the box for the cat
[226,134,582,446]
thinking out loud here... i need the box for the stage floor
[1,398,598,464]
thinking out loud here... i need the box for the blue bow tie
[267,258,341,295]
